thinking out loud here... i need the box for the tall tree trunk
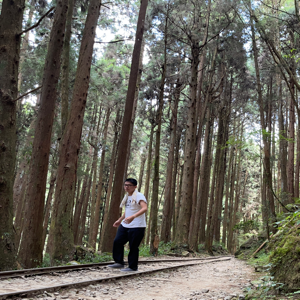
[89,109,111,249]
[171,128,183,241]
[88,111,101,245]
[150,42,167,254]
[144,123,154,246]
[175,41,199,246]
[189,44,218,249]
[251,17,276,232]
[287,82,295,203]
[206,106,228,252]
[138,149,147,193]
[161,80,181,243]
[205,133,217,253]
[278,80,288,206]
[222,143,234,246]
[226,151,237,249]
[188,52,206,246]
[14,172,28,251]
[125,40,145,177]
[296,108,300,199]
[144,123,154,202]
[18,0,68,269]
[17,0,35,98]
[215,75,232,242]
[100,0,149,252]
[99,109,120,250]
[60,0,75,134]
[42,171,56,250]
[13,120,35,214]
[287,31,296,203]
[227,124,243,253]
[73,163,90,244]
[48,0,102,263]
[13,120,37,249]
[77,171,93,245]
[190,108,211,248]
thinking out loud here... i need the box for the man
[108,178,147,272]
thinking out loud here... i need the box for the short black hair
[125,178,137,186]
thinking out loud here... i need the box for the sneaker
[120,267,137,272]
[107,263,125,269]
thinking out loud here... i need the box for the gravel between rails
[0,257,236,299]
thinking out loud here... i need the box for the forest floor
[23,255,264,300]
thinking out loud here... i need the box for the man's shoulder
[136,191,146,201]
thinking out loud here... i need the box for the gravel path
[14,256,257,300]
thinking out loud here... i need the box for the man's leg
[112,225,128,265]
[127,227,145,270]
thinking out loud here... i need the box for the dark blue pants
[113,224,145,271]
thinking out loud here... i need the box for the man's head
[124,178,137,195]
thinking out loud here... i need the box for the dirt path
[33,256,257,300]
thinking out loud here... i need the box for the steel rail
[0,255,231,279]
[0,257,231,299]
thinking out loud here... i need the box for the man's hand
[113,219,122,227]
[123,216,134,224]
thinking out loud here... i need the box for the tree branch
[13,86,42,102]
[18,7,55,36]
[95,39,128,44]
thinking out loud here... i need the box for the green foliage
[234,220,260,233]
[244,274,284,300]
[75,252,113,264]
[267,210,300,290]
[41,253,51,268]
[247,252,270,268]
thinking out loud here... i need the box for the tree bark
[171,127,183,241]
[73,163,90,244]
[287,80,295,203]
[278,80,288,206]
[14,172,28,251]
[161,80,181,243]
[18,0,68,269]
[188,52,206,246]
[42,171,56,250]
[175,39,199,246]
[222,141,234,246]
[60,0,75,134]
[227,124,243,253]
[144,123,155,201]
[77,170,93,245]
[101,0,149,252]
[17,0,35,112]
[89,109,111,249]
[99,109,120,250]
[296,107,300,199]
[0,0,24,271]
[251,16,276,232]
[206,106,228,252]
[145,123,155,246]
[88,111,102,244]
[138,149,147,193]
[48,0,102,263]
[124,40,145,177]
[150,59,166,254]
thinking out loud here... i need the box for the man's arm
[123,200,148,224]
[113,212,125,227]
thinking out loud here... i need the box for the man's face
[124,181,136,194]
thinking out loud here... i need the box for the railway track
[0,256,231,299]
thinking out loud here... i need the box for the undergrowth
[247,252,270,267]
[243,209,300,299]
